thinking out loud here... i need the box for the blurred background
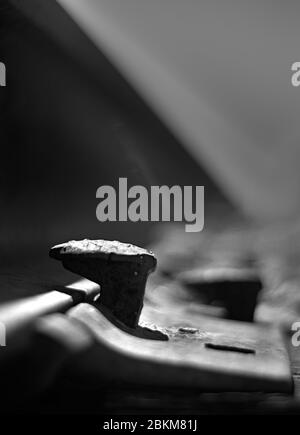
[0,1,227,303]
[2,0,300,312]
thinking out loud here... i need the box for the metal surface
[67,299,292,393]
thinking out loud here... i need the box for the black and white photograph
[1,0,300,423]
